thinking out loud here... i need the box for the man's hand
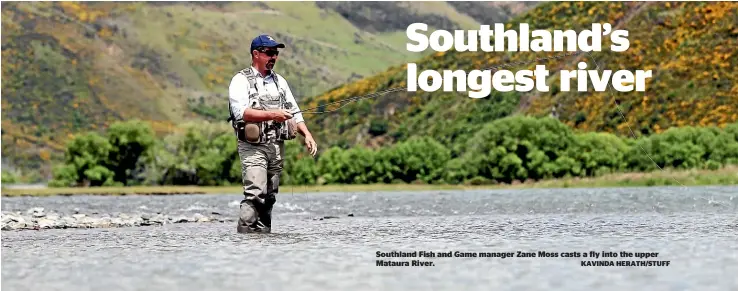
[295,122,317,157]
[304,134,318,157]
[270,109,293,122]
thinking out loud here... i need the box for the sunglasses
[258,49,279,57]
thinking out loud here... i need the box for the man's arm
[280,76,311,137]
[244,108,281,122]
[280,75,317,156]
[229,74,253,122]
[296,122,312,137]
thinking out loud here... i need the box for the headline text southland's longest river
[2,186,737,291]
[404,22,630,52]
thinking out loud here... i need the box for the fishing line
[585,51,687,188]
[586,51,728,207]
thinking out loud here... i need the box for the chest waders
[227,68,298,144]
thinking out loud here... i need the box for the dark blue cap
[250,34,285,52]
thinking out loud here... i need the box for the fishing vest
[228,67,297,144]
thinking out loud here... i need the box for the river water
[2,186,737,291]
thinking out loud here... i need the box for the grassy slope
[302,2,738,156]
[1,1,531,179]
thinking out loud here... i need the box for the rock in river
[1,208,231,231]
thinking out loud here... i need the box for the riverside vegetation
[39,117,738,189]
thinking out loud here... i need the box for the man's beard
[266,61,275,70]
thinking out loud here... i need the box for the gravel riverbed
[1,207,224,230]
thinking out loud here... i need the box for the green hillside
[1,1,533,181]
[303,1,738,155]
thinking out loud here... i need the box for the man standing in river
[227,34,318,233]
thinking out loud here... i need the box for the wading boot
[256,194,276,234]
[237,199,269,234]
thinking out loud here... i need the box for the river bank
[2,166,736,197]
